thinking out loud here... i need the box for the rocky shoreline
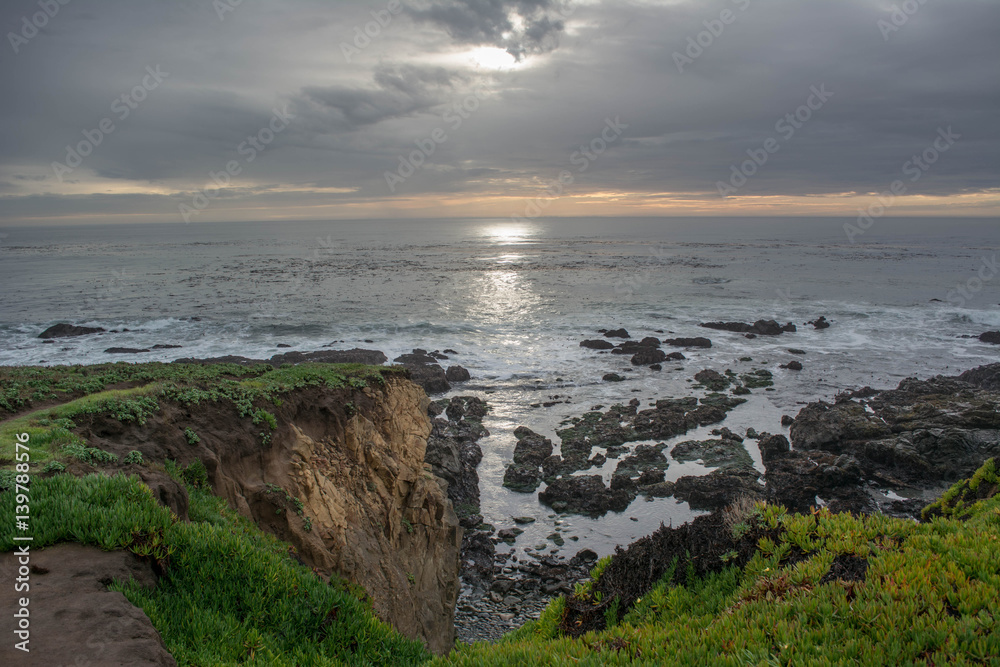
[23,321,1000,647]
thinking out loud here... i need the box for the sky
[0,0,998,225]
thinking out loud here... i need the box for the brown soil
[0,544,175,666]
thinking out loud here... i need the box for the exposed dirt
[820,553,868,584]
[0,544,175,666]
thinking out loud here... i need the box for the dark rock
[649,364,662,371]
[639,337,661,347]
[808,316,831,329]
[957,364,1000,390]
[700,320,794,336]
[757,433,790,464]
[781,360,803,371]
[665,337,711,348]
[539,475,635,516]
[614,443,669,481]
[750,319,784,336]
[105,347,150,354]
[631,348,667,366]
[781,415,795,426]
[38,323,106,339]
[673,467,763,511]
[788,348,806,355]
[404,364,451,394]
[773,366,1000,514]
[979,331,1000,345]
[497,528,523,541]
[424,396,489,528]
[511,427,554,467]
[700,321,752,333]
[581,339,615,350]
[671,438,753,470]
[694,369,730,391]
[151,344,182,350]
[276,343,292,348]
[604,328,630,339]
[503,464,543,493]
[446,365,471,382]
[602,373,626,382]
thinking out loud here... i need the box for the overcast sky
[1,0,997,225]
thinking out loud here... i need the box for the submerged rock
[665,337,712,348]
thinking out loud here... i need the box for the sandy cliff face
[78,376,462,655]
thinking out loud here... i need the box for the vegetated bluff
[0,363,462,655]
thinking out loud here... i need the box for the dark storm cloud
[405,0,566,60]
[301,64,466,130]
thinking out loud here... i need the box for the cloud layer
[0,0,997,224]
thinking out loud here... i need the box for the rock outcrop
[764,364,1000,517]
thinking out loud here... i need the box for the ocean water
[1,216,998,555]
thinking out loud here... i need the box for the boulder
[631,348,667,366]
[808,316,831,329]
[604,328,630,339]
[446,365,471,382]
[979,331,1000,345]
[39,323,106,339]
[580,339,615,350]
[511,427,554,466]
[538,475,635,516]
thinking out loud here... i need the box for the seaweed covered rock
[538,475,635,516]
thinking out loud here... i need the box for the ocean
[1,216,998,555]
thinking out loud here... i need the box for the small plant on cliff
[402,517,415,534]
[184,427,200,445]
[123,450,144,465]
[60,443,119,465]
[303,516,312,532]
[41,461,65,474]
[181,459,209,489]
[407,572,415,586]
[252,409,278,431]
[344,401,357,417]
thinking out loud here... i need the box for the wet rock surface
[394,349,452,394]
[538,475,635,515]
[700,319,796,335]
[38,322,107,338]
[764,363,1000,516]
[454,548,598,644]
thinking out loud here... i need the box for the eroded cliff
[72,373,462,654]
